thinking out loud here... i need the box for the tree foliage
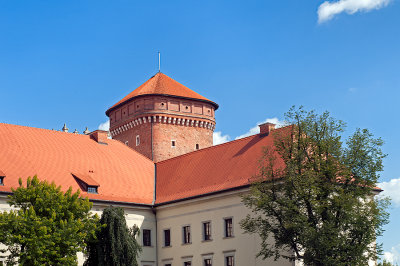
[85,206,141,266]
[378,259,398,266]
[241,107,390,266]
[0,176,99,265]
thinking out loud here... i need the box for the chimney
[259,122,275,136]
[89,130,108,145]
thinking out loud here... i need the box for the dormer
[0,169,5,186]
[71,172,100,194]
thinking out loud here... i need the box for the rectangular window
[143,229,151,246]
[87,186,97,193]
[196,144,199,150]
[204,258,212,266]
[136,135,140,146]
[226,256,234,266]
[203,221,211,241]
[183,225,191,244]
[0,177,3,186]
[171,140,176,147]
[224,218,233,237]
[164,229,171,247]
[184,262,191,266]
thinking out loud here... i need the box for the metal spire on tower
[158,51,161,72]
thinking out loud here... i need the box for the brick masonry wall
[113,123,153,159]
[109,95,216,162]
[152,122,213,162]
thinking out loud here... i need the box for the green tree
[85,206,142,266]
[241,107,390,266]
[0,176,99,265]
[378,259,398,266]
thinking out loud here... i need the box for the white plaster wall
[155,190,293,266]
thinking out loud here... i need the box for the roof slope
[106,72,218,115]
[0,123,155,204]
[155,129,286,204]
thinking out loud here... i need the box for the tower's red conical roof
[106,72,218,115]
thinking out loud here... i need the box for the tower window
[196,144,200,150]
[143,229,151,246]
[0,176,4,186]
[136,135,140,146]
[171,140,176,147]
[125,141,129,146]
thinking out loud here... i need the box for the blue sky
[1,0,399,262]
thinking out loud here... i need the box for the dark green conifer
[85,206,141,266]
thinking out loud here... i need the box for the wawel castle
[0,73,292,266]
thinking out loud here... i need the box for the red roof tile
[0,123,155,204]
[72,173,100,187]
[155,128,287,204]
[106,72,218,115]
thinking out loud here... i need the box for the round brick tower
[106,72,218,162]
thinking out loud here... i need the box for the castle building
[106,72,218,162]
[0,73,293,266]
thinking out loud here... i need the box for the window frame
[171,140,176,148]
[182,225,191,244]
[87,186,98,194]
[163,228,171,247]
[142,229,151,247]
[225,255,234,266]
[224,217,234,238]
[202,221,212,241]
[136,135,140,146]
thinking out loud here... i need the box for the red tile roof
[0,123,155,204]
[72,173,100,187]
[155,128,287,204]
[106,72,218,115]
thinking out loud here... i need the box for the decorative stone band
[110,115,216,137]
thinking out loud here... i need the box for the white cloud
[383,244,400,264]
[378,178,400,206]
[235,117,284,140]
[98,120,110,131]
[213,131,231,145]
[318,0,391,23]
[348,87,357,93]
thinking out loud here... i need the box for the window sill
[143,245,154,248]
[223,236,234,239]
[181,243,192,246]
[162,245,172,248]
[202,239,213,243]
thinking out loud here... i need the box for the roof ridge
[0,122,91,137]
